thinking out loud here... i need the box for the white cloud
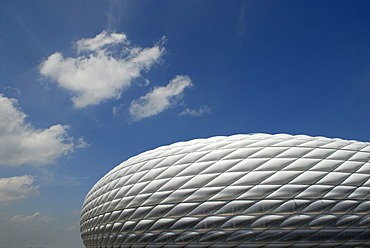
[112,103,125,117]
[10,212,54,224]
[40,31,165,108]
[180,105,211,117]
[76,31,127,52]
[75,137,90,149]
[0,175,39,204]
[65,222,79,231]
[129,75,192,121]
[0,94,78,166]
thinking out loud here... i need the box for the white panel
[202,159,244,174]
[302,148,336,159]
[330,200,358,213]
[290,171,327,185]
[197,149,235,162]
[226,159,270,172]
[308,215,337,228]
[158,175,193,192]
[276,147,314,158]
[215,200,254,215]
[244,200,283,214]
[318,172,350,185]
[334,161,364,173]
[188,201,225,216]
[282,158,320,171]
[323,186,356,199]
[209,186,251,201]
[171,217,199,230]
[174,151,209,165]
[335,215,359,227]
[237,185,280,200]
[357,162,370,173]
[326,150,356,160]
[280,214,311,228]
[249,147,290,158]
[254,158,296,171]
[194,216,227,229]
[223,147,263,160]
[260,171,301,185]
[348,186,370,200]
[302,200,335,214]
[310,159,343,172]
[177,161,214,177]
[296,185,333,199]
[221,215,256,229]
[155,164,191,180]
[349,152,370,162]
[233,171,274,186]
[267,185,308,199]
[184,187,224,202]
[179,173,218,189]
[205,172,244,187]
[149,218,176,231]
[250,215,285,228]
[342,173,369,186]
[160,188,196,204]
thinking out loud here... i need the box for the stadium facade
[80,134,370,247]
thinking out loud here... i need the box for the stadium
[80,134,370,247]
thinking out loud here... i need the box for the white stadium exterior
[80,134,370,247]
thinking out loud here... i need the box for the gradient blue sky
[1,1,370,247]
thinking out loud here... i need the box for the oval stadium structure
[80,134,370,247]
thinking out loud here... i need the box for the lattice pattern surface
[80,134,370,247]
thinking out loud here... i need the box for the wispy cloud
[0,175,39,204]
[40,31,165,108]
[0,94,82,166]
[129,75,192,121]
[10,212,54,224]
[180,105,211,117]
[3,86,22,96]
[112,103,125,117]
[76,31,127,52]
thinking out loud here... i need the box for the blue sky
[0,1,370,247]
